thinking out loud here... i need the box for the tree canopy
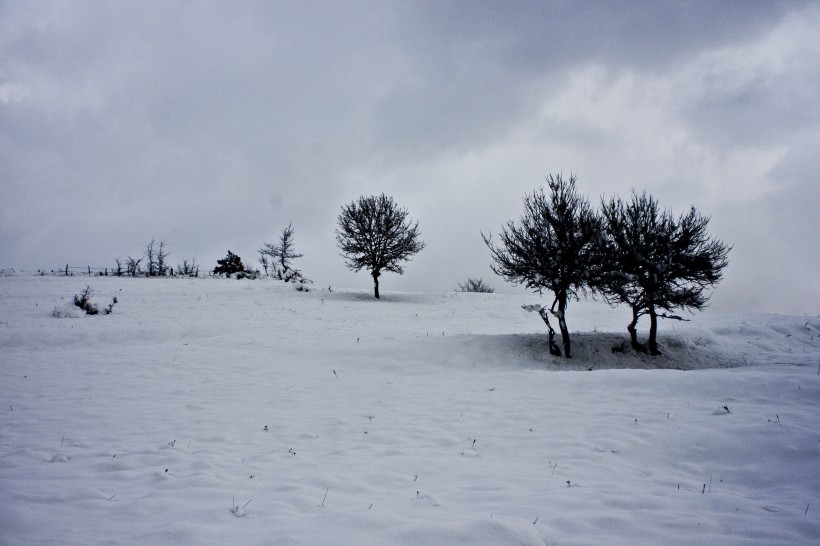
[599,191,731,355]
[336,194,425,299]
[483,174,604,357]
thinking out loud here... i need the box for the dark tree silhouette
[125,256,142,277]
[156,239,170,276]
[336,194,425,299]
[457,278,494,293]
[599,191,731,355]
[259,222,304,281]
[213,251,245,276]
[483,174,605,358]
[145,238,157,277]
[176,258,199,277]
[144,238,170,276]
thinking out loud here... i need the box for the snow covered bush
[234,268,260,280]
[213,251,246,277]
[53,286,117,317]
[52,302,84,318]
[74,286,99,314]
[293,279,312,292]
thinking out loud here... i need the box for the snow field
[1,275,818,544]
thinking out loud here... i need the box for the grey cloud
[1,1,817,314]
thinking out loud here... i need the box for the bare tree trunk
[648,304,661,355]
[554,295,571,358]
[536,307,562,356]
[373,271,380,299]
[628,306,647,353]
[145,238,156,277]
[157,239,169,276]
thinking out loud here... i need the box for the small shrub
[235,268,260,280]
[72,286,117,315]
[457,278,494,293]
[294,279,312,292]
[74,286,99,315]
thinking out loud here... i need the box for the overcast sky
[2,1,818,315]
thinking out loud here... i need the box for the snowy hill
[1,275,818,544]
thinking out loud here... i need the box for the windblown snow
[1,275,818,544]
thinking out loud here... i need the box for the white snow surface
[1,275,819,545]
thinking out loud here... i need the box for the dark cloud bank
[1,1,817,315]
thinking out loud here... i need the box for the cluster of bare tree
[206,223,311,283]
[105,184,728,360]
[484,174,731,357]
[114,238,199,278]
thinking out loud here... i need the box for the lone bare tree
[599,191,731,355]
[259,222,304,281]
[483,174,605,358]
[336,194,425,299]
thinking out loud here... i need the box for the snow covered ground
[1,274,818,545]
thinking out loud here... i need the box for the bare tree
[483,174,605,358]
[259,222,304,281]
[336,194,425,299]
[145,238,157,277]
[176,257,198,277]
[157,239,170,276]
[126,256,142,277]
[599,191,731,355]
[144,238,170,276]
[258,254,270,276]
